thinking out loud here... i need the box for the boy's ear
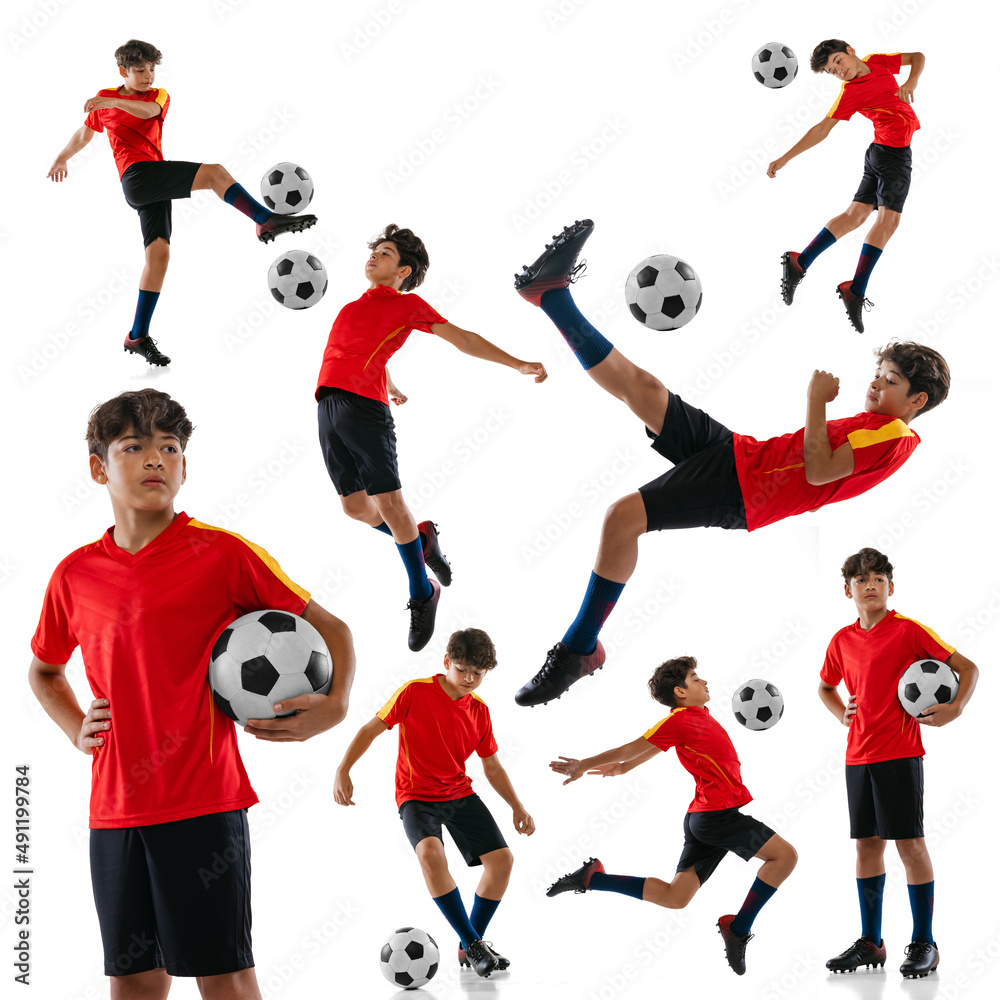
[398,265,412,282]
[119,64,127,79]
[442,652,450,670]
[90,453,107,485]
[908,390,928,413]
[844,582,852,598]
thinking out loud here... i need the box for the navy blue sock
[907,881,934,943]
[432,888,480,947]
[539,287,613,370]
[798,227,837,270]
[731,876,778,936]
[562,572,625,654]
[850,243,883,297]
[372,522,393,536]
[588,872,646,900]
[857,873,885,942]
[130,290,160,340]
[223,182,272,225]
[397,537,432,600]
[467,894,500,946]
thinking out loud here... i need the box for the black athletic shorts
[399,794,508,867]
[90,809,253,977]
[120,160,201,247]
[846,756,924,840]
[852,142,912,214]
[317,386,402,496]
[676,808,776,885]
[639,393,747,532]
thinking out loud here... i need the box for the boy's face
[845,569,894,616]
[821,46,867,81]
[90,429,185,514]
[365,241,411,290]
[677,669,710,707]
[119,61,156,93]
[442,655,489,696]
[864,359,927,419]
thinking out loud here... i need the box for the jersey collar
[363,284,402,299]
[101,511,191,567]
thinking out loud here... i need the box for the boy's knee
[603,495,645,536]
[489,848,514,877]
[146,238,169,262]
[340,495,371,520]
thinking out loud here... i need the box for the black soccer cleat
[826,936,887,973]
[406,579,441,652]
[123,332,171,366]
[900,940,939,978]
[515,640,606,707]
[463,939,501,978]
[419,520,452,587]
[780,251,806,306]
[546,857,605,897]
[836,280,873,333]
[514,219,593,305]
[717,914,753,976]
[255,212,318,244]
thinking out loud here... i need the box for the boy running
[47,39,316,367]
[334,629,535,979]
[767,41,926,333]
[819,548,978,979]
[511,219,950,708]
[548,656,797,976]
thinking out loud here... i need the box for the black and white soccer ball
[752,43,798,89]
[260,162,314,215]
[732,679,785,731]
[209,610,332,727]
[379,927,439,989]
[267,250,328,310]
[897,659,959,718]
[625,254,703,331]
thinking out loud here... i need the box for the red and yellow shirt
[826,53,920,148]
[85,87,170,179]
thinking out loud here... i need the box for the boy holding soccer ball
[818,547,978,978]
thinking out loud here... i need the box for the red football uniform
[643,706,753,813]
[377,675,498,808]
[821,610,955,765]
[826,53,920,147]
[31,513,309,829]
[85,87,170,179]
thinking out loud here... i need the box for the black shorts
[639,393,747,532]
[120,160,201,247]
[399,794,508,867]
[317,386,402,496]
[676,808,776,885]
[90,809,253,977]
[853,142,912,214]
[846,757,924,840]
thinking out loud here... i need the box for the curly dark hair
[115,39,163,69]
[446,629,497,671]
[841,547,893,583]
[874,340,950,415]
[368,224,429,291]
[87,389,194,461]
[810,39,849,73]
[648,656,697,708]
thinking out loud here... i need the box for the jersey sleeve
[152,89,169,120]
[643,712,681,751]
[30,563,78,665]
[868,52,902,73]
[84,92,107,132]
[475,705,499,758]
[827,81,855,121]
[820,635,845,686]
[846,418,916,474]
[229,533,310,616]
[405,294,447,333]
[901,616,957,661]
[377,681,413,729]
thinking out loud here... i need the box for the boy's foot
[825,936,887,973]
[900,941,939,978]
[406,580,441,652]
[123,332,171,366]
[780,251,806,305]
[546,857,605,896]
[514,640,606,707]
[460,944,509,971]
[463,939,501,978]
[514,219,594,305]
[255,212,318,243]
[836,280,873,333]
[717,915,753,976]
[418,521,452,587]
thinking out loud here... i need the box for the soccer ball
[625,254,703,331]
[260,162,314,215]
[267,250,328,310]
[752,43,798,89]
[379,927,439,989]
[209,610,332,727]
[732,679,784,731]
[897,659,959,718]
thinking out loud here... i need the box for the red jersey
[377,675,498,808]
[643,706,752,813]
[31,513,309,829]
[827,53,920,148]
[85,87,170,179]
[733,412,918,531]
[315,284,446,405]
[821,610,955,765]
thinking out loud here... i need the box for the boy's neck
[436,675,464,701]
[109,506,178,555]
[857,606,891,631]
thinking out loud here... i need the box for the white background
[3,0,998,997]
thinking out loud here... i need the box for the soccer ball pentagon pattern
[625,254,703,331]
[897,659,959,718]
[268,250,329,310]
[209,610,332,727]
[260,162,314,215]
[379,927,439,989]
[752,43,799,89]
[732,679,785,731]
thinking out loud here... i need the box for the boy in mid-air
[548,657,797,976]
[29,389,355,998]
[334,629,535,979]
[819,548,978,979]
[317,225,546,652]
[767,41,925,333]
[511,219,949,708]
[47,39,316,367]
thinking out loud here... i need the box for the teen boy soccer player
[512,219,950,708]
[548,656,797,976]
[28,389,355,999]
[334,629,535,979]
[47,39,316,367]
[819,547,978,979]
[767,41,926,333]
[318,225,547,652]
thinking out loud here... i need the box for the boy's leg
[726,833,797,939]
[896,838,937,977]
[196,968,262,1000]
[547,855,699,908]
[109,970,171,1000]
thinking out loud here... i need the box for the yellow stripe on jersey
[827,81,848,118]
[893,613,957,656]
[847,419,914,450]
[377,676,436,720]
[154,89,169,107]
[364,325,406,371]
[643,706,688,739]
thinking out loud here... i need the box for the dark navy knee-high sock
[798,227,837,270]
[908,881,934,943]
[223,182,273,225]
[130,290,160,340]
[731,877,778,936]
[588,872,646,900]
[466,894,501,946]
[858,873,885,942]
[397,537,433,600]
[850,244,883,297]
[562,572,625,654]
[372,521,393,536]
[432,888,481,947]
[539,287,613,370]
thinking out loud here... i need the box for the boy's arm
[767,116,839,178]
[333,716,388,805]
[803,369,855,485]
[28,656,110,753]
[48,125,96,182]
[588,742,662,776]
[897,52,925,104]
[818,681,856,726]
[83,95,163,120]
[916,651,979,727]
[430,321,547,382]
[385,367,408,405]
[481,753,535,835]
[550,735,653,785]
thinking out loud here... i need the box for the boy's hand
[245,692,348,742]
[842,694,857,726]
[513,806,535,835]
[387,385,408,405]
[897,81,917,104]
[766,157,787,179]
[550,756,586,784]
[76,698,110,754]
[587,762,625,777]
[808,369,840,404]
[47,159,70,182]
[916,701,960,727]
[518,361,548,383]
[333,769,354,806]
[83,95,112,114]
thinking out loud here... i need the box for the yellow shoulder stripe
[643,706,687,739]
[893,614,957,656]
[154,89,169,107]
[827,81,848,117]
[847,419,914,450]
[377,676,436,719]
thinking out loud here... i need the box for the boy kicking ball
[548,657,797,976]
